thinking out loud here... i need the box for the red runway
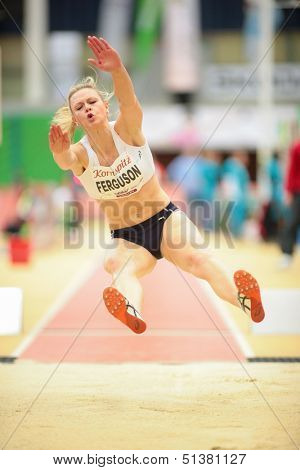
[20,260,245,363]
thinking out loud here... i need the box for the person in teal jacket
[221,151,250,238]
[193,150,221,230]
[267,153,283,214]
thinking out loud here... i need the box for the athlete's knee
[185,250,212,277]
[103,256,125,274]
[104,254,135,275]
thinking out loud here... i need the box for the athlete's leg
[161,210,265,321]
[160,210,240,307]
[103,238,157,312]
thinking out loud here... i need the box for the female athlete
[49,36,265,334]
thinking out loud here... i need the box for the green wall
[0,113,65,186]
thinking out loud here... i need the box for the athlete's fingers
[92,35,105,51]
[87,36,95,48]
[49,126,54,139]
[51,125,58,141]
[88,40,102,59]
[87,41,100,59]
[57,125,63,137]
[88,36,102,55]
[62,132,70,144]
[55,126,62,141]
[48,132,54,147]
[54,126,62,142]
[100,37,110,50]
[87,38,96,54]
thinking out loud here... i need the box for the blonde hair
[51,76,113,141]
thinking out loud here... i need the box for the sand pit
[0,361,299,450]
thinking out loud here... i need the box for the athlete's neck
[86,121,117,158]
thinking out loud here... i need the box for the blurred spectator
[259,152,284,241]
[190,150,221,230]
[2,184,33,239]
[52,176,85,245]
[30,183,56,248]
[220,150,250,238]
[167,146,203,202]
[167,148,221,229]
[279,138,300,268]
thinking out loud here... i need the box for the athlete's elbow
[58,162,71,171]
[53,155,73,171]
[120,96,142,114]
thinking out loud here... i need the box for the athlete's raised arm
[87,36,143,135]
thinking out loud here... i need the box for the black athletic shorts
[111,201,179,260]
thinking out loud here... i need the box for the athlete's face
[70,88,108,129]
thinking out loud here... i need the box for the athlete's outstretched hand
[87,36,122,72]
[49,125,70,154]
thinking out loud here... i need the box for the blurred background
[1,0,300,247]
[1,3,300,452]
[0,0,300,352]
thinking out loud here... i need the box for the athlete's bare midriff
[71,130,170,230]
[98,174,170,229]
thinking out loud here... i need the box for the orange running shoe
[103,287,147,334]
[234,270,265,323]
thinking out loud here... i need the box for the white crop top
[77,122,155,200]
